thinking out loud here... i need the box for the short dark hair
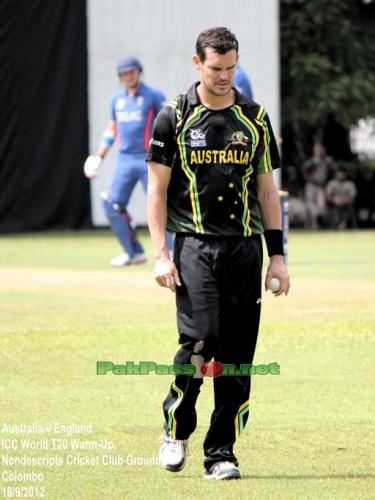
[335,166,347,174]
[196,27,239,63]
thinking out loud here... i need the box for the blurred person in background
[83,56,172,266]
[325,167,357,229]
[233,64,253,99]
[285,165,308,227]
[302,142,335,229]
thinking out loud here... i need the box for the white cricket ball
[269,277,281,292]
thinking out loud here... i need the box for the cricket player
[147,28,290,480]
[84,56,169,266]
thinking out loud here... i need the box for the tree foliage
[281,0,375,164]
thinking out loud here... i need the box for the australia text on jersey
[189,149,250,165]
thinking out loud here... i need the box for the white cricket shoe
[204,461,242,480]
[159,436,188,472]
[129,252,147,265]
[110,253,130,267]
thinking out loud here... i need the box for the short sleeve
[347,181,357,198]
[154,90,166,113]
[146,105,177,168]
[253,109,281,175]
[325,180,335,197]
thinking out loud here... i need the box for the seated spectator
[302,142,335,229]
[325,168,357,229]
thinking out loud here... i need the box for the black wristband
[264,229,284,257]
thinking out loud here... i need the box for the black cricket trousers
[162,233,263,470]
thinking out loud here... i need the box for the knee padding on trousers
[174,336,215,366]
[101,192,131,222]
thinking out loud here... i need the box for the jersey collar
[187,82,250,108]
[124,82,145,97]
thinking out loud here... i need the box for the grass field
[0,229,374,500]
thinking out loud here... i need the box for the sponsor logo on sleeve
[150,139,164,148]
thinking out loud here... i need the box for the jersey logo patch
[229,131,249,146]
[190,128,206,147]
[115,98,126,110]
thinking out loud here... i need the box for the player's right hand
[154,258,181,293]
[83,155,102,178]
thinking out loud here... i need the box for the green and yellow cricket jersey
[146,82,281,236]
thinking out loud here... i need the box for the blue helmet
[116,56,143,74]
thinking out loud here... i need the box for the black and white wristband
[264,229,284,257]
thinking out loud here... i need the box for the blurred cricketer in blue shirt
[84,57,172,266]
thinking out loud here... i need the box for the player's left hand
[154,258,181,293]
[265,255,290,297]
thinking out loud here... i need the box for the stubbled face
[119,68,141,89]
[194,48,238,97]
